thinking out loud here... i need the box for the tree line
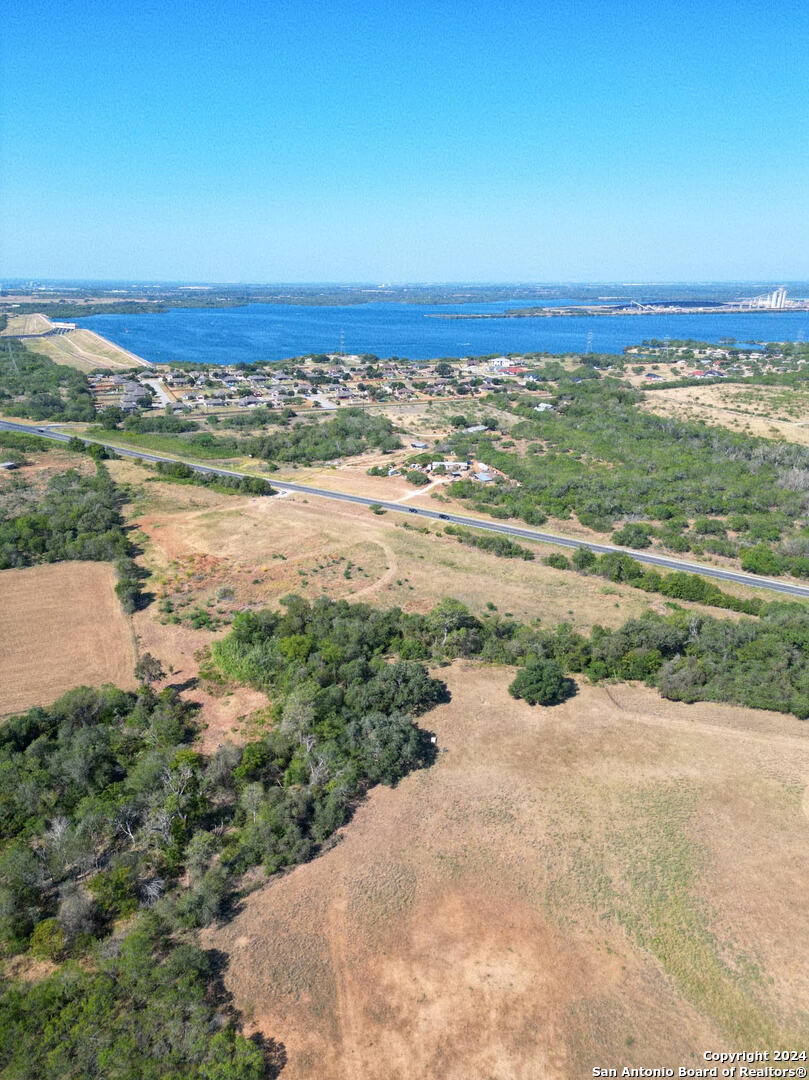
[444,523,535,559]
[544,547,764,615]
[150,460,276,496]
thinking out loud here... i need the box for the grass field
[113,460,690,632]
[0,561,137,715]
[203,663,809,1078]
[1,313,148,371]
[24,327,149,372]
[0,313,54,336]
[642,382,809,444]
[111,455,782,631]
[99,456,783,758]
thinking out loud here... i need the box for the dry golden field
[114,461,697,634]
[23,328,148,372]
[204,663,809,1078]
[0,313,54,336]
[100,457,782,756]
[641,382,809,444]
[1,313,148,371]
[0,561,137,715]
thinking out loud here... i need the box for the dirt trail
[395,478,448,502]
[348,540,397,599]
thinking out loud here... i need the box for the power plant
[744,287,789,310]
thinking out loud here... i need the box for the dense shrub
[152,460,275,496]
[444,524,535,559]
[248,408,401,463]
[405,470,430,486]
[612,522,653,548]
[508,658,571,705]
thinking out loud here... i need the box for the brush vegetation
[448,381,809,574]
[0,339,96,422]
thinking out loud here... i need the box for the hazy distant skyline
[2,0,808,282]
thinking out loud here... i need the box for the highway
[5,417,809,600]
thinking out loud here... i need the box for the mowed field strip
[204,664,809,1079]
[0,313,54,336]
[1,313,149,371]
[0,561,137,715]
[29,327,150,371]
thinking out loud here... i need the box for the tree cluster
[0,340,95,422]
[0,462,145,611]
[246,408,401,463]
[444,524,535,560]
[448,381,809,572]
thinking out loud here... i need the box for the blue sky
[2,0,808,282]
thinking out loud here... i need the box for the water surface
[78,301,809,365]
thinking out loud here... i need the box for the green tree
[99,406,125,429]
[508,658,570,706]
[572,546,597,571]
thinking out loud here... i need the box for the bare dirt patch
[204,666,809,1078]
[0,561,137,715]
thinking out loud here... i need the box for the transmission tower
[6,341,19,374]
[585,331,593,355]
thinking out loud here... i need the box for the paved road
[141,378,174,407]
[5,418,809,600]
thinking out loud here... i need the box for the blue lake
[78,301,809,365]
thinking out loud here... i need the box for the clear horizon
[6,278,809,289]
[2,0,808,282]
